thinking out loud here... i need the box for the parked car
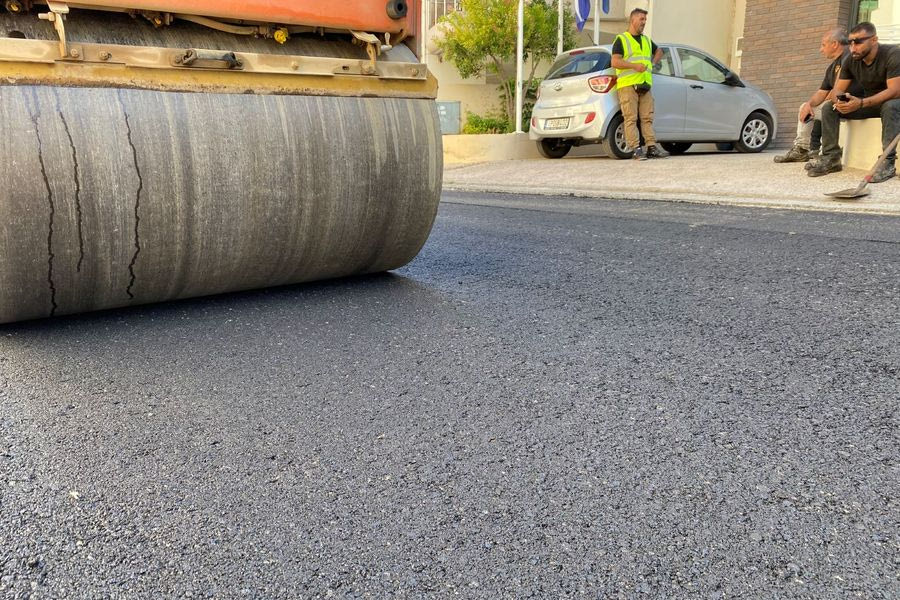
[529,44,777,159]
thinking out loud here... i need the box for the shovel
[825,132,900,199]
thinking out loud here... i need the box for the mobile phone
[837,93,851,102]
[802,113,813,123]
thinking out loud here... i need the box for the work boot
[774,145,810,163]
[632,146,647,161]
[870,159,896,183]
[646,144,669,159]
[806,156,842,177]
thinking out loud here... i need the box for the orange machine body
[40,1,415,33]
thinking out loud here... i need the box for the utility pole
[557,0,564,56]
[515,0,524,133]
[421,0,430,67]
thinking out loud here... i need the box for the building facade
[425,0,898,144]
[740,0,900,147]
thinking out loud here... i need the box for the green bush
[462,112,512,135]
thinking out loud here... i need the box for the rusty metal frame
[0,37,427,80]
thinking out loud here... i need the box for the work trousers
[792,104,823,151]
[618,85,656,149]
[821,98,900,162]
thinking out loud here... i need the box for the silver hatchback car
[529,44,778,159]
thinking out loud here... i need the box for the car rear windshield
[545,52,612,80]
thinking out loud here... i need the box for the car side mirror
[724,71,745,87]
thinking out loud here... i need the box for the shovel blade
[825,183,870,199]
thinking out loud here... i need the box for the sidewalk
[443,149,900,215]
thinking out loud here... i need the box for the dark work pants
[820,98,900,162]
[811,119,822,152]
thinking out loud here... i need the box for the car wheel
[735,112,773,153]
[660,142,692,155]
[537,138,572,159]
[601,114,633,159]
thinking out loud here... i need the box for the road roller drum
[0,2,441,323]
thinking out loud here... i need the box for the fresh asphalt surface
[1,191,898,599]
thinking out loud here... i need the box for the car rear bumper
[529,98,615,142]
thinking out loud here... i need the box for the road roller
[0,1,441,323]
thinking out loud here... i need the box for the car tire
[660,142,692,155]
[734,112,773,153]
[537,138,572,159]
[601,114,633,160]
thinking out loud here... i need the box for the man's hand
[633,63,648,73]
[834,94,863,115]
[798,102,813,123]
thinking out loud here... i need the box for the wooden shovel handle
[865,132,900,183]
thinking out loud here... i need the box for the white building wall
[428,0,746,128]
[871,0,900,43]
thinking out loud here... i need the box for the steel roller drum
[0,13,442,323]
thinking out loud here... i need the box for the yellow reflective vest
[615,32,653,89]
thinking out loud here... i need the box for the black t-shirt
[611,34,658,58]
[821,49,864,96]
[839,43,900,97]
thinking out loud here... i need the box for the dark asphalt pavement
[2,192,898,599]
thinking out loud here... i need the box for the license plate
[544,117,570,131]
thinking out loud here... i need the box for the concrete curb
[442,153,900,216]
[443,182,900,215]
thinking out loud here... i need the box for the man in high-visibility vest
[611,8,666,160]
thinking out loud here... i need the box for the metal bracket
[38,1,77,60]
[0,38,428,81]
[350,30,383,74]
[174,48,244,70]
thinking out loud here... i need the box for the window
[429,0,462,28]
[676,48,729,84]
[546,52,612,80]
[653,47,675,77]
[856,0,879,23]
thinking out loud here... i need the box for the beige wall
[643,0,740,66]
[430,57,495,118]
[431,52,547,124]
[731,0,746,72]
[429,0,747,126]
[569,0,744,67]
[871,0,899,27]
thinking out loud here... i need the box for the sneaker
[870,159,896,183]
[646,144,669,159]
[632,147,647,161]
[774,145,811,163]
[807,157,842,177]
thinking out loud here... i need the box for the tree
[436,0,577,128]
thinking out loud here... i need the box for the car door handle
[690,84,704,89]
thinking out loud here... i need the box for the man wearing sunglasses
[809,22,900,180]
[774,28,861,164]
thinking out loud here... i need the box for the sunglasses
[848,35,874,45]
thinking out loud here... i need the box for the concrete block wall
[740,0,855,148]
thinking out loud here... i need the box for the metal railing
[429,0,462,28]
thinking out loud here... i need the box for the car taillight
[531,117,537,128]
[588,75,617,94]
[584,112,596,124]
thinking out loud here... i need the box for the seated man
[774,28,861,163]
[809,22,900,179]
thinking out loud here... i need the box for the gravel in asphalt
[1,192,898,598]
